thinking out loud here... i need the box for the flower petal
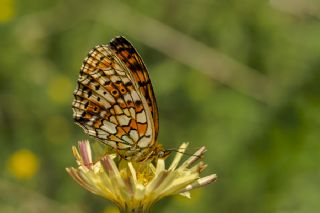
[180,174,217,193]
[168,143,189,171]
[78,140,93,168]
[180,146,206,170]
[101,155,125,188]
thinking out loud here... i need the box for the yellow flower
[66,141,217,213]
[7,149,39,179]
[0,0,15,23]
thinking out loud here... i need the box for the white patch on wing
[117,115,131,126]
[117,98,125,106]
[80,77,90,84]
[105,70,115,75]
[101,121,117,134]
[98,98,111,109]
[123,108,131,117]
[122,135,134,144]
[131,91,140,101]
[129,108,136,118]
[138,136,151,148]
[86,58,95,65]
[110,116,118,124]
[121,77,130,84]
[129,130,139,142]
[114,104,123,115]
[103,92,115,103]
[92,71,102,79]
[136,111,147,123]
[90,116,97,122]
[115,70,126,76]
[97,129,109,139]
[110,75,121,82]
[100,77,109,85]
[72,103,81,111]
[123,93,131,103]
[100,110,107,117]
[84,126,96,136]
[104,140,117,149]
[113,63,123,73]
[72,102,79,109]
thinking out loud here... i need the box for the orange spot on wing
[121,50,130,58]
[128,57,136,65]
[116,126,126,138]
[86,102,100,113]
[127,101,135,108]
[135,104,143,113]
[137,71,145,82]
[84,113,92,120]
[94,119,102,128]
[130,119,138,129]
[109,135,121,142]
[137,123,147,136]
[123,126,131,133]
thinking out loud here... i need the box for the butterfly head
[132,144,171,162]
[154,145,171,160]
[146,144,172,162]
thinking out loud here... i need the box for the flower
[0,0,15,23]
[66,141,217,213]
[7,149,40,180]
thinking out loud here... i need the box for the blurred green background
[1,0,320,212]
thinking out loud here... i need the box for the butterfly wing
[72,43,156,151]
[108,36,159,141]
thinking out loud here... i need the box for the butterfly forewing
[109,37,159,141]
[72,41,156,152]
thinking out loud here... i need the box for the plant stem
[119,202,151,213]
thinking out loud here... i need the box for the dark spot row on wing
[138,80,151,87]
[125,81,133,87]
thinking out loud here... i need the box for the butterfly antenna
[167,148,203,159]
[173,145,202,152]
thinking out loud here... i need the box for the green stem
[119,202,151,213]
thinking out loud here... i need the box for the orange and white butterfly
[72,36,170,162]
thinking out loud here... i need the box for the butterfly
[72,36,171,162]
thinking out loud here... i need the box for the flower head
[7,149,39,180]
[66,141,217,212]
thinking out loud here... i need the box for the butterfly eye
[158,151,164,158]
